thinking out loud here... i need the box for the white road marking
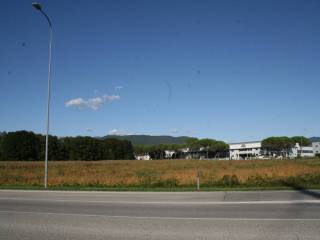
[0,197,320,204]
[0,210,319,221]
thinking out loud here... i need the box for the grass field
[1,159,320,190]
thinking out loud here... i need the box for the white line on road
[0,210,319,221]
[0,197,320,205]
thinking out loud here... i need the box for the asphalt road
[0,190,320,239]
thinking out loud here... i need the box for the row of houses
[135,141,320,160]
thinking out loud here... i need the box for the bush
[153,178,179,188]
[220,175,240,186]
[246,175,274,187]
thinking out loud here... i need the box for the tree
[101,138,134,160]
[63,136,103,160]
[261,137,295,157]
[209,141,229,158]
[0,131,135,161]
[198,139,229,158]
[134,145,149,155]
[291,136,311,146]
[185,137,200,150]
[37,134,67,160]
[1,131,40,160]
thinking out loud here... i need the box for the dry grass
[1,159,320,187]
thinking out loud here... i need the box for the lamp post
[32,2,52,189]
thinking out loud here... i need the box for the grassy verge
[1,158,320,191]
[1,184,320,192]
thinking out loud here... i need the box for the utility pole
[32,2,53,189]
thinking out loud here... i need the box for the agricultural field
[1,159,320,190]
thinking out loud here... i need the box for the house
[229,141,262,160]
[164,150,175,159]
[313,142,320,155]
[288,143,315,158]
[135,154,151,160]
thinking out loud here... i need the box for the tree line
[261,136,311,157]
[0,131,134,161]
[134,138,229,159]
[0,131,313,161]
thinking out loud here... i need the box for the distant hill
[309,137,320,143]
[103,135,192,145]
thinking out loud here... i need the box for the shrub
[153,178,179,188]
[246,175,273,187]
[220,175,240,186]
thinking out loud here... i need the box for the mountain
[103,135,192,145]
[309,137,320,143]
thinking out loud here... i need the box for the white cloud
[87,97,105,110]
[103,95,120,102]
[65,98,87,109]
[115,86,123,90]
[109,129,120,135]
[109,129,125,136]
[65,95,120,110]
[108,129,134,136]
[86,128,94,132]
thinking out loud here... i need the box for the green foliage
[134,138,229,159]
[185,137,200,150]
[261,136,295,157]
[291,136,311,146]
[154,178,179,188]
[0,131,134,161]
[101,139,134,160]
[37,135,67,160]
[1,131,40,160]
[220,175,240,186]
[63,136,103,160]
[244,173,320,187]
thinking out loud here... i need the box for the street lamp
[32,2,52,189]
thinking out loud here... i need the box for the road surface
[0,190,320,239]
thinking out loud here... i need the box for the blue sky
[0,0,319,142]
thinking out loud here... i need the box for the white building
[297,145,315,157]
[313,142,320,155]
[229,141,262,160]
[179,147,190,153]
[165,150,175,159]
[291,143,314,158]
[135,154,151,160]
[229,141,316,160]
[299,146,315,157]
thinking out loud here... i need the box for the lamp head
[32,2,42,11]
